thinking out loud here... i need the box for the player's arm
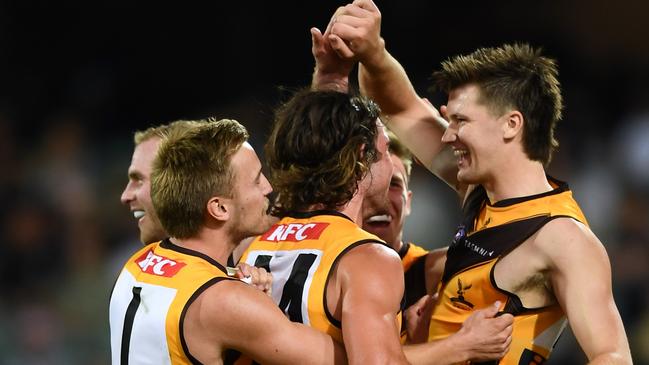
[403,301,513,364]
[540,218,632,365]
[188,280,346,365]
[334,243,409,364]
[424,247,448,294]
[327,0,460,192]
[310,6,355,93]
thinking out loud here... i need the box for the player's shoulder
[192,279,269,324]
[534,217,604,259]
[338,242,402,277]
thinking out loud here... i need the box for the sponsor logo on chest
[260,222,330,242]
[135,249,186,277]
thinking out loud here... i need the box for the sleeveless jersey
[399,242,429,337]
[109,239,235,364]
[240,210,398,343]
[428,177,588,364]
[399,242,429,312]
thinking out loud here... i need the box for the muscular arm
[187,280,346,365]
[540,218,632,365]
[327,0,460,192]
[333,243,409,364]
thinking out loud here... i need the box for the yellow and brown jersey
[399,242,429,311]
[109,239,235,364]
[241,210,398,343]
[429,177,588,364]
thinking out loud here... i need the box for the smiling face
[363,153,411,250]
[441,83,508,185]
[120,137,167,244]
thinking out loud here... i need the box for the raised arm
[327,0,459,190]
[187,280,346,365]
[540,218,632,365]
[310,8,355,92]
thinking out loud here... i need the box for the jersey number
[121,286,142,365]
[252,252,320,323]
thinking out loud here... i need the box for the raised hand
[328,0,385,68]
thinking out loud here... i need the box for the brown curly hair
[266,89,381,214]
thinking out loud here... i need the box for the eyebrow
[448,112,468,121]
[128,171,143,180]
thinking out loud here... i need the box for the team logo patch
[452,225,466,246]
[260,222,330,242]
[450,277,475,310]
[135,249,186,277]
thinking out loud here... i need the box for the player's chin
[256,214,275,234]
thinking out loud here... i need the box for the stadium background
[1,1,647,363]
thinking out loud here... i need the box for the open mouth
[364,214,392,228]
[133,210,145,219]
[454,149,469,166]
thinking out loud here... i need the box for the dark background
[1,1,648,364]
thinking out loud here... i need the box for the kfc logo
[260,222,329,242]
[135,249,186,277]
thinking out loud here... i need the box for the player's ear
[502,110,523,140]
[207,197,229,222]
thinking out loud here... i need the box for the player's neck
[306,192,365,226]
[339,192,364,226]
[169,230,234,268]
[483,159,551,204]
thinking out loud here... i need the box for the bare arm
[540,218,632,365]
[403,302,513,365]
[334,243,409,364]
[190,280,346,365]
[425,247,448,294]
[328,0,459,191]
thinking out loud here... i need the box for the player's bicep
[544,220,630,361]
[337,244,408,364]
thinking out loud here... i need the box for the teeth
[367,214,391,223]
[454,150,468,158]
[133,211,145,219]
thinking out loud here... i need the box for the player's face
[362,121,394,218]
[441,83,507,185]
[363,154,411,250]
[227,142,274,241]
[120,138,167,244]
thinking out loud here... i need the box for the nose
[120,182,135,205]
[441,123,458,144]
[261,173,273,195]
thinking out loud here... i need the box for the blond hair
[151,118,249,238]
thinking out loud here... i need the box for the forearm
[403,335,468,365]
[587,352,633,365]
[265,323,347,365]
[359,50,448,172]
[359,49,420,116]
[311,67,349,92]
